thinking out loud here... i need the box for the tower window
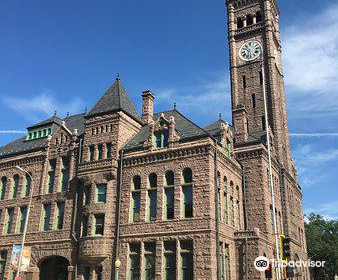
[242,75,247,89]
[256,11,263,23]
[262,115,266,130]
[259,71,263,85]
[237,18,244,29]
[252,94,256,108]
[154,131,169,149]
[246,14,253,26]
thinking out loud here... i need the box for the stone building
[0,0,309,279]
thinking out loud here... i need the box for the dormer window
[26,126,52,141]
[154,131,169,149]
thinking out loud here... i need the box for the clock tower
[227,0,291,170]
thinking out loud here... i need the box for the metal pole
[261,60,282,280]
[15,166,34,278]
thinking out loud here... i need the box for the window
[17,207,27,234]
[60,157,70,191]
[42,204,51,231]
[225,245,230,280]
[182,168,193,218]
[262,115,266,130]
[0,177,7,200]
[270,205,274,232]
[131,176,141,223]
[223,177,228,223]
[180,240,193,280]
[96,184,107,203]
[147,174,157,222]
[242,75,247,89]
[82,215,89,237]
[5,208,14,234]
[164,242,176,280]
[47,159,56,194]
[154,131,169,149]
[252,93,256,108]
[10,175,19,199]
[230,182,235,227]
[83,267,90,280]
[259,71,263,85]
[23,173,32,197]
[256,11,263,23]
[55,202,65,230]
[106,143,112,159]
[226,140,232,158]
[165,171,175,186]
[93,214,104,236]
[144,243,156,280]
[129,243,141,280]
[98,144,103,160]
[247,14,254,26]
[237,17,244,29]
[165,188,175,220]
[0,251,7,280]
[89,145,95,161]
[84,186,91,205]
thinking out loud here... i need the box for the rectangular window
[5,208,14,235]
[17,206,27,234]
[262,115,266,130]
[131,192,141,223]
[42,204,51,231]
[82,215,89,237]
[237,200,241,229]
[83,267,90,280]
[47,159,56,194]
[165,188,175,220]
[182,186,193,218]
[252,93,256,108]
[0,179,6,200]
[180,241,193,280]
[106,143,112,159]
[230,198,234,227]
[60,157,70,191]
[154,131,169,149]
[0,251,7,280]
[96,184,107,203]
[23,174,31,197]
[225,246,230,280]
[93,214,104,236]
[55,202,65,230]
[164,242,176,280]
[223,191,227,223]
[259,71,263,85]
[98,144,103,160]
[147,190,157,221]
[89,145,95,161]
[129,243,141,280]
[220,243,224,280]
[11,176,19,199]
[242,75,247,89]
[84,186,91,205]
[144,243,156,280]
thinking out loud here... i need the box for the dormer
[25,116,62,141]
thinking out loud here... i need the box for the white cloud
[0,130,26,134]
[290,133,338,138]
[283,5,338,117]
[304,201,338,221]
[2,89,84,122]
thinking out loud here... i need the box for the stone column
[26,267,39,280]
[67,266,74,280]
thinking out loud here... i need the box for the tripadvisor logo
[254,256,270,272]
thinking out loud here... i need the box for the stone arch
[39,255,70,280]
[31,249,72,267]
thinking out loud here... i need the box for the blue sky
[0,0,337,220]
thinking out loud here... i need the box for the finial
[174,102,177,110]
[84,107,88,114]
[53,110,57,117]
[116,73,120,80]
[219,113,222,120]
[66,111,69,117]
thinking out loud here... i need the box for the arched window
[148,173,157,188]
[154,131,169,149]
[33,131,37,139]
[11,175,20,199]
[182,168,193,184]
[131,176,141,223]
[229,181,235,226]
[247,14,254,26]
[223,176,228,223]
[47,128,52,135]
[165,171,174,186]
[237,17,244,29]
[0,177,7,200]
[132,176,141,190]
[43,129,47,136]
[147,173,157,221]
[24,173,32,197]
[256,11,263,23]
[38,130,42,138]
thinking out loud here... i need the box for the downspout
[214,139,222,280]
[242,166,249,280]
[114,149,124,279]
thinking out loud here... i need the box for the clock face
[239,41,262,61]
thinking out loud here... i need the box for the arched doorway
[39,256,69,280]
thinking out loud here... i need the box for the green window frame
[42,204,51,231]
[5,208,14,235]
[165,171,175,186]
[131,176,141,223]
[154,131,169,149]
[164,242,176,280]
[23,174,32,197]
[229,197,234,227]
[180,241,193,280]
[225,245,230,280]
[55,202,65,230]
[46,159,56,194]
[96,184,107,203]
[129,243,141,280]
[17,207,27,234]
[93,214,104,236]
[10,175,19,199]
[182,186,193,218]
[106,143,112,159]
[82,215,89,237]
[89,145,95,161]
[60,157,70,192]
[144,243,156,280]
[84,186,91,205]
[223,177,227,223]
[98,144,103,160]
[0,177,7,200]
[165,188,175,220]
[147,173,157,222]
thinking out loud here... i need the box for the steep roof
[124,110,209,150]
[0,113,86,158]
[87,77,141,123]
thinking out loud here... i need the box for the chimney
[141,90,155,125]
